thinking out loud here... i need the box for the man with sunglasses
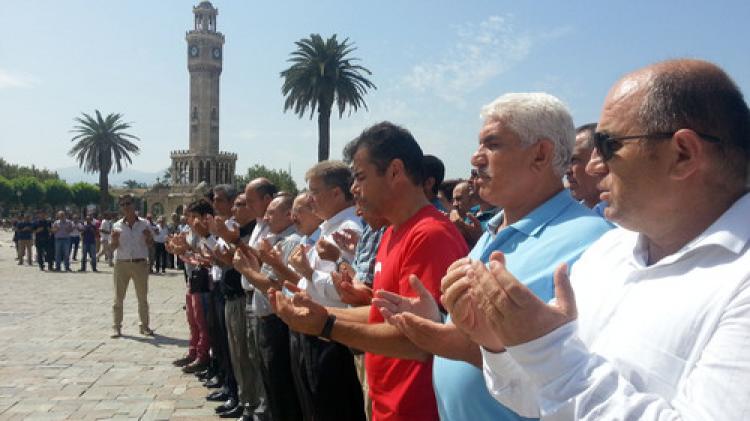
[110,194,155,338]
[443,59,750,420]
[565,123,608,216]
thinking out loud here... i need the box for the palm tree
[69,110,140,210]
[281,34,376,161]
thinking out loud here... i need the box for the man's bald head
[244,178,278,219]
[616,59,750,188]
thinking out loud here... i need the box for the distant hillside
[56,166,162,187]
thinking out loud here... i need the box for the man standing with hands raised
[110,194,155,338]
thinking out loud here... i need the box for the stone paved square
[0,231,215,420]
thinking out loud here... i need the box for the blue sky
[2,0,749,186]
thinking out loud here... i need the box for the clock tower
[170,1,236,187]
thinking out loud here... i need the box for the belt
[116,258,147,263]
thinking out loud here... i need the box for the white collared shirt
[241,218,271,291]
[298,206,362,308]
[482,192,750,420]
[112,217,151,260]
[153,224,169,243]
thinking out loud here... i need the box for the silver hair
[480,92,575,176]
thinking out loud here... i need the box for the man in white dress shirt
[442,59,750,419]
[110,194,154,338]
[284,160,366,421]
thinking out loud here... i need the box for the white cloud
[402,15,568,106]
[0,68,37,89]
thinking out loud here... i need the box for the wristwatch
[319,314,337,341]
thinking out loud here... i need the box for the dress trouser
[186,290,210,362]
[16,239,33,264]
[112,260,150,330]
[80,242,97,271]
[225,295,263,409]
[154,242,167,272]
[208,287,237,397]
[289,332,366,421]
[353,353,372,421]
[256,314,302,421]
[36,241,54,269]
[70,235,80,260]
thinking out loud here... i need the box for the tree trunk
[317,106,331,162]
[99,170,109,212]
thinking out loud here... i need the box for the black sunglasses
[593,131,721,162]
[119,201,133,206]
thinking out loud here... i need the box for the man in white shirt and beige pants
[110,194,154,338]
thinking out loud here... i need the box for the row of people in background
[161,58,748,421]
[11,210,188,274]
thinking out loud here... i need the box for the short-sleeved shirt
[365,205,468,421]
[80,222,97,244]
[99,219,112,241]
[33,219,52,244]
[15,221,34,240]
[53,220,74,239]
[153,224,169,243]
[432,189,613,421]
[112,217,151,260]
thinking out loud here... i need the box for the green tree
[238,164,298,194]
[122,179,148,189]
[68,110,140,210]
[0,158,59,181]
[280,34,376,162]
[0,176,13,205]
[11,177,44,208]
[71,182,100,209]
[43,179,73,208]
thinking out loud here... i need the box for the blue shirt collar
[487,189,576,237]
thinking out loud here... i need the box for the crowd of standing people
[9,58,750,421]
[10,210,185,275]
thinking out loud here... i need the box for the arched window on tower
[199,161,204,183]
[189,162,194,183]
[192,106,198,121]
[211,107,217,121]
[206,161,211,183]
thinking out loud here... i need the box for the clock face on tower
[189,45,199,57]
[212,47,221,59]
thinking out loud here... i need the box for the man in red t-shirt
[271,122,467,421]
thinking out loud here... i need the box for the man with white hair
[443,59,750,419]
[374,93,611,420]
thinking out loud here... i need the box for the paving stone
[0,232,215,419]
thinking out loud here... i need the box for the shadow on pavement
[119,333,188,347]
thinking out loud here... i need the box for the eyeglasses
[593,131,721,162]
[119,201,132,207]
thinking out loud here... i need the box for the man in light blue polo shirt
[374,93,612,420]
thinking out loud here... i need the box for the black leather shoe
[172,356,194,367]
[215,397,238,414]
[182,359,209,374]
[204,375,222,388]
[206,390,229,402]
[217,404,243,418]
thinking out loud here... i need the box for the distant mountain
[55,166,163,187]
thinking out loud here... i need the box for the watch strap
[319,314,337,341]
